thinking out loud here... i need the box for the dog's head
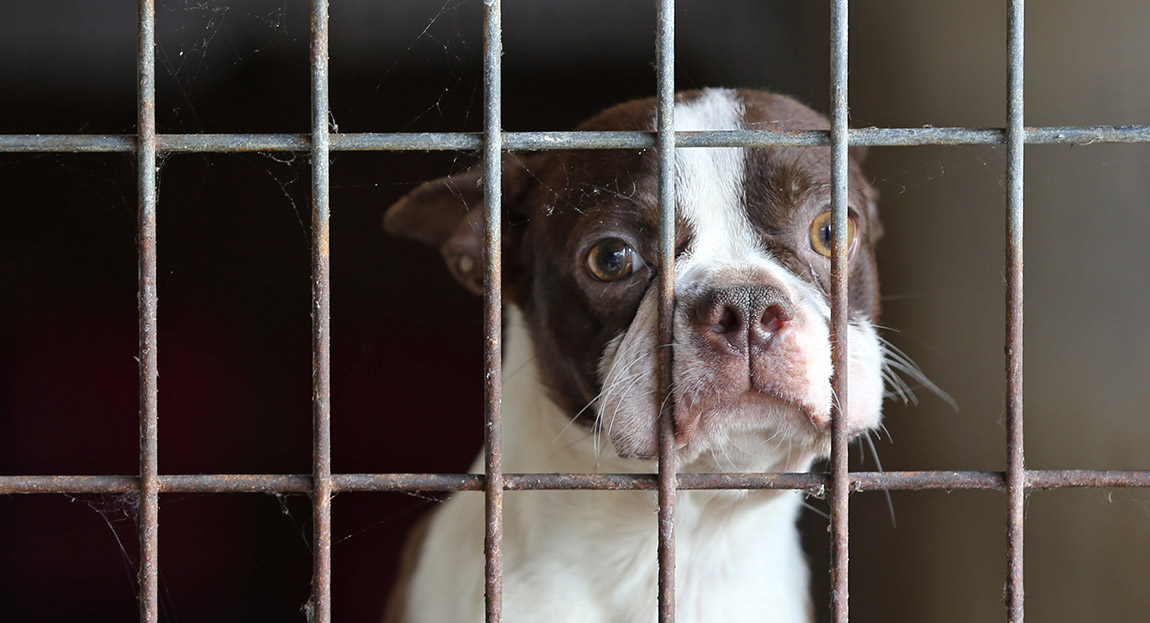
[386,88,884,470]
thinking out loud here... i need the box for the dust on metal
[653,1,678,622]
[480,2,506,622]
[308,1,334,622]
[827,1,852,622]
[135,1,160,622]
[5,126,1150,154]
[1004,1,1027,622]
[5,470,1150,496]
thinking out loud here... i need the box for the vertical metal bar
[309,0,333,622]
[654,1,677,622]
[1005,1,1026,622]
[828,1,851,622]
[482,2,505,622]
[136,1,159,622]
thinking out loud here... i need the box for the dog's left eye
[809,211,857,258]
[586,238,642,281]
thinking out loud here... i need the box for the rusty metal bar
[135,1,159,622]
[309,1,333,622]
[654,1,678,622]
[828,1,851,622]
[4,470,1150,495]
[4,126,1150,154]
[1005,1,1027,622]
[481,2,505,622]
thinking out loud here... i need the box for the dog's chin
[607,391,829,469]
[680,394,831,472]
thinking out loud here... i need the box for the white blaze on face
[596,88,884,469]
[672,89,757,266]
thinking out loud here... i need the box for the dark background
[2,1,1148,621]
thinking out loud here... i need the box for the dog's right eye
[586,238,640,281]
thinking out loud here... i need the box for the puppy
[383,88,884,623]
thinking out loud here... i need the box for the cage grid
[2,1,1150,622]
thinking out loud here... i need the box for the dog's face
[387,88,884,470]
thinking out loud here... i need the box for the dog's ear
[384,155,537,295]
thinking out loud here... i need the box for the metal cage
[2,1,1150,622]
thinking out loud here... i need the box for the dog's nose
[693,285,794,355]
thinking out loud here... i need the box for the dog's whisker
[723,434,773,462]
[547,428,599,459]
[592,352,652,427]
[800,500,831,520]
[591,413,603,467]
[879,366,915,404]
[869,323,903,334]
[501,353,540,387]
[578,342,656,455]
[602,370,652,460]
[863,432,897,528]
[554,367,646,446]
[876,334,958,411]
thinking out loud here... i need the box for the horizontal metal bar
[0,475,141,493]
[2,126,1148,154]
[3,470,1149,494]
[0,135,137,152]
[167,134,310,151]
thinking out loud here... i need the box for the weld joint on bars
[2,470,1149,495]
[2,126,1149,153]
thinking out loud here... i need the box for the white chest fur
[404,316,813,623]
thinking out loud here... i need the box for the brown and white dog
[383,88,885,623]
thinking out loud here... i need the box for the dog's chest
[496,489,811,623]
